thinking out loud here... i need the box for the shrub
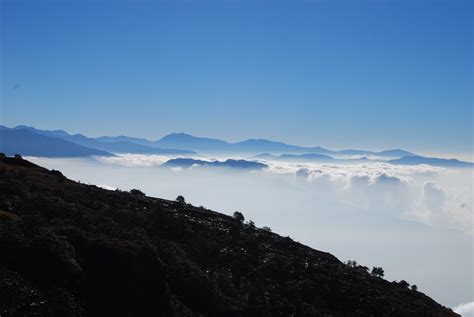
[410,284,418,291]
[398,280,410,288]
[371,267,384,278]
[247,220,255,229]
[358,265,369,272]
[233,211,245,224]
[130,189,145,196]
[262,226,272,232]
[176,195,186,204]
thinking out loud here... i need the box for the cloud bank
[93,154,473,233]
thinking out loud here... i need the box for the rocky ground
[0,155,458,316]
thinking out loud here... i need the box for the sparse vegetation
[262,226,272,232]
[130,188,145,196]
[247,220,255,229]
[398,280,410,288]
[232,211,245,224]
[371,266,384,278]
[175,195,186,204]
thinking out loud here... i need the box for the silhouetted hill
[163,158,267,170]
[388,155,473,168]
[0,129,111,157]
[0,156,458,316]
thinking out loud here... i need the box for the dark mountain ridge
[0,155,458,316]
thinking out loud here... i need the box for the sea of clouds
[27,154,473,311]
[96,154,473,234]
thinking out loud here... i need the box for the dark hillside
[0,156,458,316]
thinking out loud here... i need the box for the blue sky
[1,0,472,154]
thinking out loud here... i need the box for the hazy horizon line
[3,123,473,162]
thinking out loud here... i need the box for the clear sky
[1,0,472,155]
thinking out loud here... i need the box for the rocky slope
[0,155,458,316]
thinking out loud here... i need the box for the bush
[410,284,418,291]
[247,220,255,229]
[398,280,410,288]
[371,267,384,278]
[176,195,186,204]
[233,211,245,224]
[262,226,272,232]
[130,189,145,196]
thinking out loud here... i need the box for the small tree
[176,195,186,204]
[371,266,384,278]
[346,260,358,268]
[247,220,255,229]
[358,265,369,272]
[262,226,272,232]
[410,284,418,291]
[233,211,245,224]
[398,280,410,288]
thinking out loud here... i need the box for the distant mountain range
[162,158,267,170]
[1,125,471,168]
[253,153,377,164]
[153,133,415,157]
[388,155,474,168]
[0,126,195,157]
[0,129,112,157]
[255,153,333,162]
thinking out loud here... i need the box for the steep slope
[0,129,111,157]
[0,156,458,316]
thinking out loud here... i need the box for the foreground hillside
[0,156,458,316]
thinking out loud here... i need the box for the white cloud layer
[95,154,179,167]
[92,155,473,233]
[260,160,472,233]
